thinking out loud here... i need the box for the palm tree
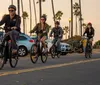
[33,0,37,25]
[55,11,63,22]
[71,0,73,38]
[79,0,82,36]
[22,11,28,34]
[51,0,55,22]
[11,0,13,5]
[63,26,69,39]
[17,0,20,15]
[37,0,45,21]
[29,0,32,35]
[73,2,80,35]
[21,0,25,33]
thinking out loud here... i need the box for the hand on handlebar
[11,27,17,30]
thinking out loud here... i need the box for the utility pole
[71,0,73,37]
[51,0,55,23]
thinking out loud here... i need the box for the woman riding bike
[30,15,50,53]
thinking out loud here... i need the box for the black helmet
[41,16,47,21]
[55,21,60,25]
[8,5,16,11]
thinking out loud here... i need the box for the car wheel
[18,46,27,57]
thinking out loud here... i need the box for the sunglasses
[41,18,45,21]
[9,10,15,12]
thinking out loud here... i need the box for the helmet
[41,16,47,21]
[55,21,60,25]
[87,22,92,26]
[8,5,16,11]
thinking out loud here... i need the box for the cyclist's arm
[15,16,21,30]
[59,27,63,38]
[50,28,54,37]
[30,24,38,33]
[0,15,7,26]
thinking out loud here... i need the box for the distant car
[17,33,34,56]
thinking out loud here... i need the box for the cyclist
[50,21,63,52]
[30,15,50,53]
[83,22,95,52]
[0,5,21,54]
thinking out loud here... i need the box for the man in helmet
[50,21,63,52]
[30,15,50,53]
[83,22,95,45]
[0,5,21,54]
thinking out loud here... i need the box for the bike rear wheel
[30,44,38,64]
[9,46,18,68]
[50,45,56,59]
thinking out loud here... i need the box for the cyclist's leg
[9,30,19,54]
[56,38,61,52]
[41,36,48,52]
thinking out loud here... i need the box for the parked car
[17,33,34,56]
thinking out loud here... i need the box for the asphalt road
[0,53,100,85]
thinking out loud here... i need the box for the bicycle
[30,36,48,64]
[0,28,19,70]
[50,38,61,59]
[82,36,92,58]
[85,38,92,58]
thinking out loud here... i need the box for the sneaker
[43,48,48,53]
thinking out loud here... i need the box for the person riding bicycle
[83,22,95,52]
[30,15,50,53]
[0,5,21,54]
[50,21,63,52]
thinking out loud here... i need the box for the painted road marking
[0,58,100,77]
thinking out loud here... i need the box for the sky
[0,0,100,42]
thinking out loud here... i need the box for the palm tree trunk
[79,0,82,36]
[29,0,32,35]
[17,0,20,15]
[75,16,78,35]
[33,0,37,25]
[71,0,73,37]
[51,0,55,23]
[11,0,13,5]
[21,0,25,33]
[39,0,42,22]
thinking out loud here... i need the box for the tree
[29,0,32,35]
[22,11,28,33]
[73,2,80,35]
[51,0,55,22]
[54,11,63,22]
[79,0,82,36]
[21,0,26,33]
[11,0,13,5]
[17,0,20,15]
[63,26,69,39]
[33,0,37,25]
[70,0,74,38]
[37,0,46,21]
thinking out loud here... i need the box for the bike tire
[30,44,38,64]
[50,45,56,59]
[57,52,60,58]
[9,46,18,68]
[41,46,48,63]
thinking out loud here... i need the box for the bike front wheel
[50,45,56,59]
[9,47,18,68]
[30,44,38,64]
